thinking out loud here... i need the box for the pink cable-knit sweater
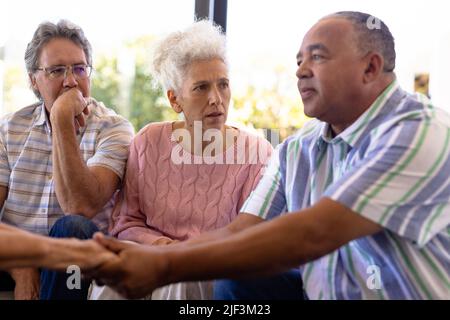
[109,121,273,244]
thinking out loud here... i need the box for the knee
[49,215,99,239]
[213,270,306,300]
[213,279,242,300]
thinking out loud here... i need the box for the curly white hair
[151,19,228,93]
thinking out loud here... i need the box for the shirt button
[41,209,47,214]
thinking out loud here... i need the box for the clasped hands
[62,233,168,299]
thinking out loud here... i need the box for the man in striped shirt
[87,11,449,300]
[0,20,134,299]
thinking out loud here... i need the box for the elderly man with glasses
[0,20,134,300]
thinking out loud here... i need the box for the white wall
[430,31,450,110]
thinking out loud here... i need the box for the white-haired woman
[90,20,273,300]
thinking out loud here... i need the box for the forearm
[163,199,382,285]
[164,211,330,284]
[50,112,104,217]
[178,229,232,247]
[0,228,103,271]
[175,213,264,247]
[0,231,51,270]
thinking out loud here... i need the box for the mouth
[299,87,317,100]
[206,112,224,118]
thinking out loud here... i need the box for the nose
[63,67,78,88]
[209,85,223,106]
[296,60,312,79]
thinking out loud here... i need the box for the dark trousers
[213,269,307,300]
[0,271,15,292]
[40,215,99,300]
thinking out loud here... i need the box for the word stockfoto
[170,123,278,165]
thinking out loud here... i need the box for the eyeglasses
[35,64,92,80]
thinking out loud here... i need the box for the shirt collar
[34,103,48,126]
[33,103,52,133]
[318,79,400,148]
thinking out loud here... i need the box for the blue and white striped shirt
[0,101,134,234]
[242,80,450,299]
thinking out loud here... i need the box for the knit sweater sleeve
[109,129,171,245]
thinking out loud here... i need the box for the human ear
[29,73,39,91]
[167,90,182,113]
[363,52,384,84]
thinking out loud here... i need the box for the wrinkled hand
[50,88,91,132]
[88,233,169,299]
[10,268,40,300]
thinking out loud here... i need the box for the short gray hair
[25,20,92,98]
[151,19,227,93]
[327,11,396,72]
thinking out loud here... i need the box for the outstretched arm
[0,223,116,271]
[165,198,381,279]
[0,223,48,269]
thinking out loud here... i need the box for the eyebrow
[297,43,330,59]
[48,61,88,67]
[192,78,229,86]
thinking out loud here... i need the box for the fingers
[94,233,128,254]
[93,231,104,241]
[152,237,174,246]
[84,97,93,108]
[75,112,86,128]
[62,89,91,115]
[53,89,91,122]
[75,96,91,127]
[82,256,117,280]
[74,118,81,134]
[87,259,124,287]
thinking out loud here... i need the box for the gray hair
[25,20,92,98]
[151,19,227,93]
[327,11,396,72]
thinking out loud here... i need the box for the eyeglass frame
[34,64,93,80]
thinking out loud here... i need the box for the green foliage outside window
[90,55,121,114]
[91,35,177,132]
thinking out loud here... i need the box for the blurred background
[1,0,448,142]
